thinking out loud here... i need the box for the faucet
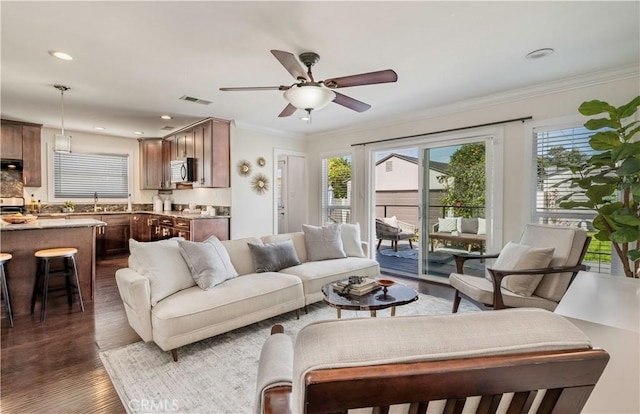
[94,192,100,212]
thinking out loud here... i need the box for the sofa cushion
[262,233,308,263]
[177,236,238,290]
[151,272,304,345]
[279,257,379,304]
[477,218,487,235]
[492,241,555,297]
[248,240,301,273]
[220,237,263,276]
[340,223,365,258]
[302,224,346,261]
[460,218,479,234]
[128,238,195,306]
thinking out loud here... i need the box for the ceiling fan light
[283,84,335,111]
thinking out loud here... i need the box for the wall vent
[179,95,212,105]
[160,126,175,131]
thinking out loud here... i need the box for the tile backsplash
[0,171,23,197]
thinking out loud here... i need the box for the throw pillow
[437,217,459,233]
[128,238,195,306]
[340,223,365,257]
[477,218,487,235]
[381,216,399,229]
[177,236,239,290]
[460,218,479,234]
[248,239,301,273]
[491,241,555,297]
[302,223,347,261]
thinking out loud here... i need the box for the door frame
[364,126,504,278]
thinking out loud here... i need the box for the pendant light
[53,84,72,152]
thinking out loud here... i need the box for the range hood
[1,159,23,171]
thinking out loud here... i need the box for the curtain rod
[351,116,533,147]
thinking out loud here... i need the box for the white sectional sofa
[115,226,379,361]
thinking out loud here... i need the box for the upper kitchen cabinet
[192,118,230,188]
[139,138,164,190]
[1,119,42,187]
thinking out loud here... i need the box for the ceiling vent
[179,95,212,105]
[160,126,175,131]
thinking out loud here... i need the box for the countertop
[35,211,231,220]
[0,218,106,231]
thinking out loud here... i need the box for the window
[385,160,393,172]
[533,125,611,273]
[321,154,352,224]
[54,152,129,198]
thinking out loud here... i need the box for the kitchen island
[0,218,105,316]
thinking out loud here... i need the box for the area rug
[100,294,479,414]
[379,247,419,259]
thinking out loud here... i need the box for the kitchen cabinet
[0,122,23,159]
[162,139,172,189]
[68,214,130,257]
[192,118,230,188]
[22,125,42,187]
[154,214,229,242]
[139,138,164,190]
[1,119,42,187]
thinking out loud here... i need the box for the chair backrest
[519,224,589,302]
[287,309,608,414]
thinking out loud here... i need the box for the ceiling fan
[220,50,398,120]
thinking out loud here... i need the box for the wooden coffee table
[322,280,418,318]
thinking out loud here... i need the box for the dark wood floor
[0,254,454,413]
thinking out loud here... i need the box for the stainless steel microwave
[170,158,195,183]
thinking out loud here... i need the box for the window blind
[534,126,599,218]
[54,152,129,198]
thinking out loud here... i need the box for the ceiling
[2,1,639,140]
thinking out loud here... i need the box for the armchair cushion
[492,241,555,296]
[437,217,459,232]
[460,218,479,234]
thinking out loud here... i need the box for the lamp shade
[283,83,336,111]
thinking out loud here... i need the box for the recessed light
[134,131,144,135]
[94,126,105,131]
[526,48,555,60]
[49,50,73,61]
[160,115,172,120]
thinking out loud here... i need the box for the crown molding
[231,119,305,140]
[310,64,640,140]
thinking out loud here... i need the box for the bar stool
[0,253,14,328]
[31,247,84,322]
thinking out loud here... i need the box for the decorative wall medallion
[251,173,269,195]
[237,160,252,176]
[257,156,266,167]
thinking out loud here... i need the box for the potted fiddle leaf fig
[558,96,640,278]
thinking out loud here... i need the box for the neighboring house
[375,153,449,228]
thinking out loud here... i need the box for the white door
[276,154,307,233]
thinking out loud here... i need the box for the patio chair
[256,309,609,414]
[375,217,415,252]
[449,224,590,312]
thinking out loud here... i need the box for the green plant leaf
[618,158,640,176]
[591,175,620,184]
[599,202,624,215]
[616,96,640,119]
[589,131,621,149]
[628,249,640,262]
[610,227,640,243]
[586,152,613,166]
[558,201,593,209]
[611,209,640,226]
[579,100,617,116]
[586,184,617,203]
[593,230,611,241]
[611,142,640,162]
[584,118,618,130]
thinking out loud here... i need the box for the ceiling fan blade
[332,92,371,112]
[271,50,309,81]
[278,103,297,117]
[324,69,398,89]
[219,86,289,91]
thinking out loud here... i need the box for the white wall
[375,157,419,191]
[230,124,306,239]
[306,74,640,245]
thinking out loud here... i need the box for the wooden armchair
[255,309,608,414]
[375,217,415,251]
[449,224,590,312]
